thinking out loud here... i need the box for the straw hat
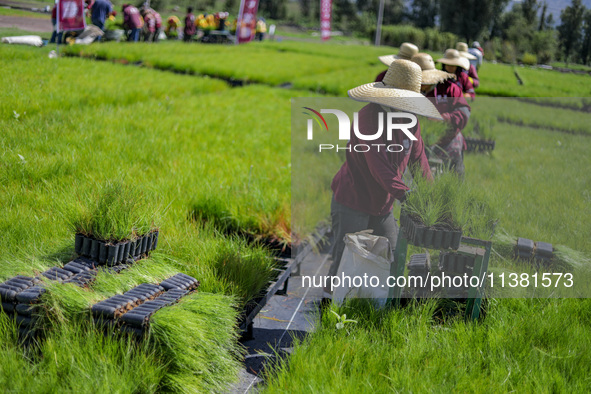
[436,49,470,70]
[455,42,477,60]
[379,42,419,66]
[411,53,455,85]
[348,59,443,120]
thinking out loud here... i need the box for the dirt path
[0,15,52,32]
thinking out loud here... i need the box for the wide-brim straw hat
[348,59,443,120]
[456,42,477,60]
[378,42,419,66]
[411,53,455,85]
[436,49,470,70]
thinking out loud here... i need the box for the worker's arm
[408,124,433,181]
[362,142,410,202]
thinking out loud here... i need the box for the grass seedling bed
[92,273,200,336]
[402,170,498,245]
[75,230,159,265]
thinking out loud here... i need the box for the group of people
[328,41,485,288]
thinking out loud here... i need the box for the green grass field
[2,38,591,392]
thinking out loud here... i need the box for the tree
[410,0,439,28]
[439,0,509,42]
[581,10,591,64]
[557,0,585,64]
[259,0,286,19]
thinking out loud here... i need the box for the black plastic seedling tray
[400,210,462,250]
[465,137,495,153]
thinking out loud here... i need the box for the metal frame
[388,228,491,321]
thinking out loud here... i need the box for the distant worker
[141,8,155,42]
[165,15,181,39]
[91,0,113,31]
[412,53,471,176]
[50,5,63,44]
[456,42,479,88]
[469,41,484,70]
[255,18,266,41]
[184,7,196,42]
[376,42,419,82]
[122,4,143,42]
[149,8,162,42]
[437,49,475,100]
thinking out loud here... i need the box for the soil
[0,15,52,32]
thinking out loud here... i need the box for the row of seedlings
[515,237,553,266]
[92,273,200,337]
[74,230,159,266]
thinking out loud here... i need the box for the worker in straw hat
[327,59,442,286]
[456,42,480,88]
[437,49,475,100]
[375,42,419,82]
[412,53,471,176]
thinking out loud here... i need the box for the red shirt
[453,68,475,99]
[184,13,196,35]
[331,103,432,216]
[375,70,387,82]
[123,5,143,29]
[426,81,471,147]
[467,65,479,88]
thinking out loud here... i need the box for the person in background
[327,59,441,291]
[437,49,475,100]
[411,53,471,176]
[49,5,63,44]
[91,0,112,32]
[255,18,266,41]
[469,41,484,70]
[375,42,419,82]
[141,8,156,42]
[122,4,143,42]
[184,7,196,42]
[456,42,479,89]
[165,15,181,39]
[148,8,162,42]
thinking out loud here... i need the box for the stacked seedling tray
[465,137,495,153]
[92,273,200,337]
[405,253,431,298]
[400,210,462,250]
[74,230,159,266]
[515,237,554,266]
[438,247,477,298]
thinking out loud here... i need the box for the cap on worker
[472,41,481,48]
[411,53,455,85]
[348,59,443,120]
[436,49,470,70]
[379,42,419,66]
[456,42,477,60]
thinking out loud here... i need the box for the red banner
[236,0,260,44]
[320,0,332,41]
[57,0,86,32]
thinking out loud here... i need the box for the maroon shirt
[184,13,196,35]
[467,65,479,88]
[331,103,432,216]
[453,68,475,99]
[123,5,142,29]
[426,81,471,147]
[375,70,387,82]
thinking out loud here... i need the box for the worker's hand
[441,113,451,123]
